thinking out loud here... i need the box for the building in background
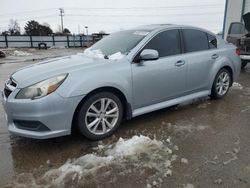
[223,0,250,39]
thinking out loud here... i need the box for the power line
[0,3,224,17]
[0,8,57,17]
[66,12,223,18]
[0,11,223,24]
[0,14,58,24]
[0,9,223,21]
[63,18,223,24]
[0,3,224,33]
[65,4,224,10]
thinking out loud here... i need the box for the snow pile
[42,154,114,186]
[83,48,125,60]
[12,50,32,56]
[232,82,243,90]
[83,48,105,59]
[11,135,183,188]
[106,135,166,156]
[49,46,66,49]
[109,52,125,60]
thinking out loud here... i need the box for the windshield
[90,30,149,56]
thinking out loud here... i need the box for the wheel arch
[71,86,132,133]
[210,64,234,89]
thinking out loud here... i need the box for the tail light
[236,48,240,56]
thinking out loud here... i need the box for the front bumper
[1,89,84,139]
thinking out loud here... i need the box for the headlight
[16,74,68,99]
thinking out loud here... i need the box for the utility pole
[59,8,64,33]
[85,26,88,46]
[85,26,88,36]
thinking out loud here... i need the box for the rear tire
[211,68,232,99]
[241,60,248,69]
[77,92,123,140]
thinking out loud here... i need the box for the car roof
[134,24,179,31]
[133,24,215,35]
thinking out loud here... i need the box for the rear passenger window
[183,29,209,53]
[207,34,217,49]
[144,29,181,57]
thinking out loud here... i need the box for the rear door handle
[211,54,219,59]
[175,60,185,67]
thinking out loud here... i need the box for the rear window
[183,29,209,53]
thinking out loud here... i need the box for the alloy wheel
[216,71,230,96]
[85,98,119,135]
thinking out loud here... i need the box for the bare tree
[8,19,21,35]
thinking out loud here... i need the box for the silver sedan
[2,24,241,140]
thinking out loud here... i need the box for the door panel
[131,29,187,109]
[182,29,217,93]
[185,50,216,93]
[132,56,187,109]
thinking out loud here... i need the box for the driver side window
[143,29,182,58]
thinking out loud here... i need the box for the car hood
[243,12,250,31]
[11,54,110,88]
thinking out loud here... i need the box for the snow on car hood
[11,48,126,88]
[83,48,125,60]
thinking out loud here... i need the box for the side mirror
[139,49,159,61]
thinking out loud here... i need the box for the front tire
[211,68,232,99]
[77,92,123,140]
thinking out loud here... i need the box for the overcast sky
[0,0,225,34]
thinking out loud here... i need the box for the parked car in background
[2,24,241,140]
[227,12,250,69]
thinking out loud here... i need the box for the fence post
[52,35,55,46]
[30,35,33,48]
[80,36,83,47]
[67,35,69,47]
[5,35,8,48]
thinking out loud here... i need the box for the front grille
[4,88,12,98]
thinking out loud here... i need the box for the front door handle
[211,54,219,59]
[175,60,185,67]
